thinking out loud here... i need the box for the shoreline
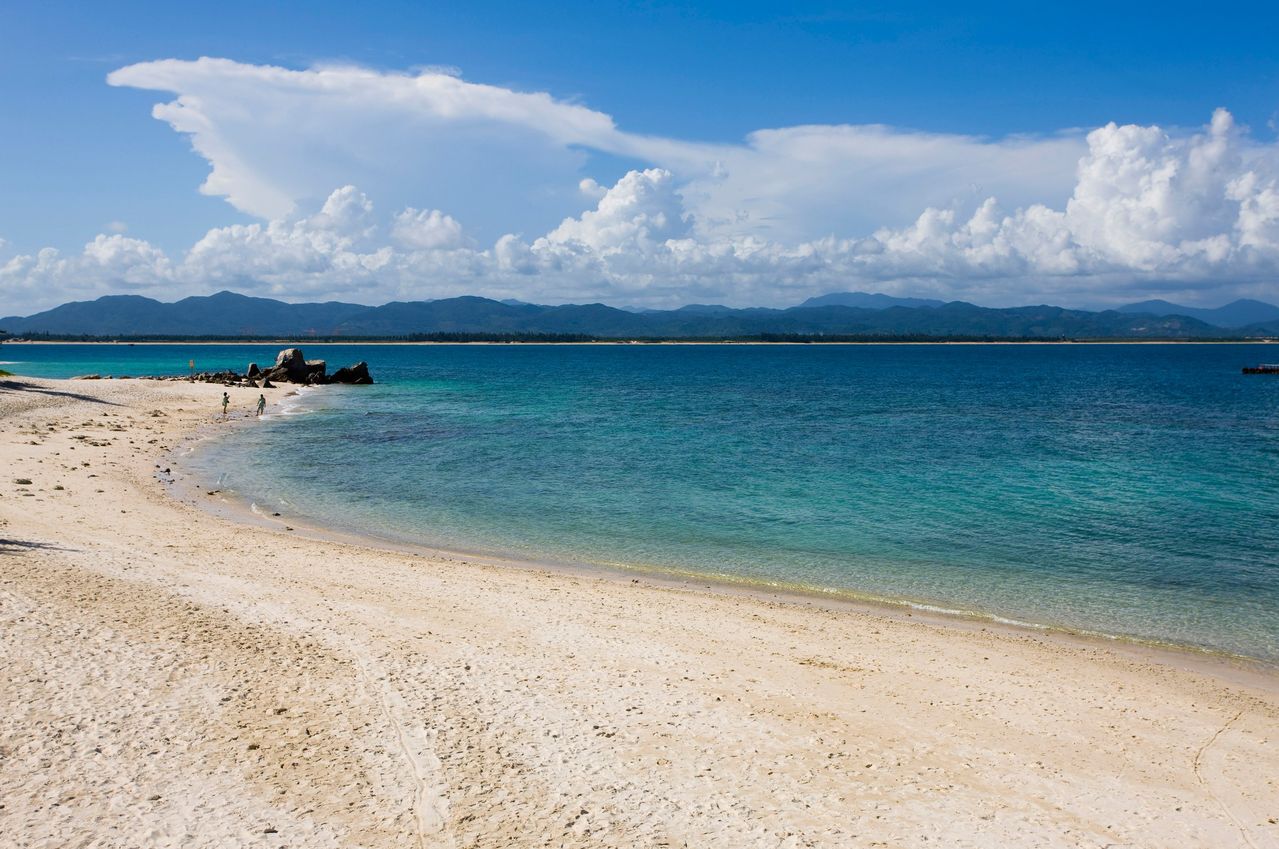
[190,482,1279,688]
[176,388,1278,678]
[3,376,1277,847]
[180,433,1279,685]
[5,337,1279,346]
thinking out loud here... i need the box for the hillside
[0,290,1260,340]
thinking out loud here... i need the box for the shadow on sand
[0,379,121,406]
[0,538,79,556]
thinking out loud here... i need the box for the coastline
[5,338,1279,346]
[181,433,1279,684]
[180,384,1278,674]
[3,376,1277,847]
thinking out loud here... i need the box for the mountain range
[2,290,1278,339]
[1113,298,1279,328]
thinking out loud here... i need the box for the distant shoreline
[4,337,1279,346]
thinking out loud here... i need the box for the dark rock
[267,348,329,384]
[274,348,312,383]
[329,362,374,384]
[246,363,261,378]
[192,369,242,385]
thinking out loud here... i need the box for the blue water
[7,342,1279,661]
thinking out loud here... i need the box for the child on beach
[256,394,266,416]
[221,392,229,420]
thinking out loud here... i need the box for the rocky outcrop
[329,362,374,385]
[250,348,373,386]
[139,348,373,387]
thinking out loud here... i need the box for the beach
[1,376,1277,848]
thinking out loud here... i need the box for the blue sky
[3,1,1279,311]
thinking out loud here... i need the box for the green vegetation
[7,291,1279,340]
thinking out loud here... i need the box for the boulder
[329,362,374,385]
[254,348,374,386]
[266,348,329,383]
[273,348,314,383]
[274,348,304,368]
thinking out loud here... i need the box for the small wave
[903,600,1048,630]
[274,386,322,417]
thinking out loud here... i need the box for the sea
[7,341,1279,662]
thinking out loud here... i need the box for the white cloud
[105,58,624,239]
[4,56,1279,314]
[104,58,1087,248]
[180,186,394,298]
[677,124,1084,244]
[391,208,465,250]
[542,168,688,252]
[578,178,607,201]
[2,235,173,310]
[846,108,1279,301]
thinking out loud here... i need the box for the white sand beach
[1,376,1276,848]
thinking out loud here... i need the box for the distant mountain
[0,290,368,336]
[1239,318,1279,336]
[799,291,946,309]
[1116,298,1279,328]
[0,291,1245,340]
[674,304,736,314]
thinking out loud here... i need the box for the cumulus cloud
[543,169,688,252]
[2,235,173,309]
[391,208,465,250]
[104,58,1087,247]
[4,58,1279,314]
[106,58,626,239]
[849,108,1279,300]
[678,124,1083,244]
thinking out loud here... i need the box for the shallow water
[9,342,1279,660]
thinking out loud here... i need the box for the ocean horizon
[7,341,1279,662]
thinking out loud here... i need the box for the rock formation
[136,348,374,387]
[329,362,373,385]
[254,348,373,386]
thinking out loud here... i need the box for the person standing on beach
[221,392,230,420]
[256,394,266,417]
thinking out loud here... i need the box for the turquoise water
[8,342,1279,661]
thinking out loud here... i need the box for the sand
[0,375,1276,849]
